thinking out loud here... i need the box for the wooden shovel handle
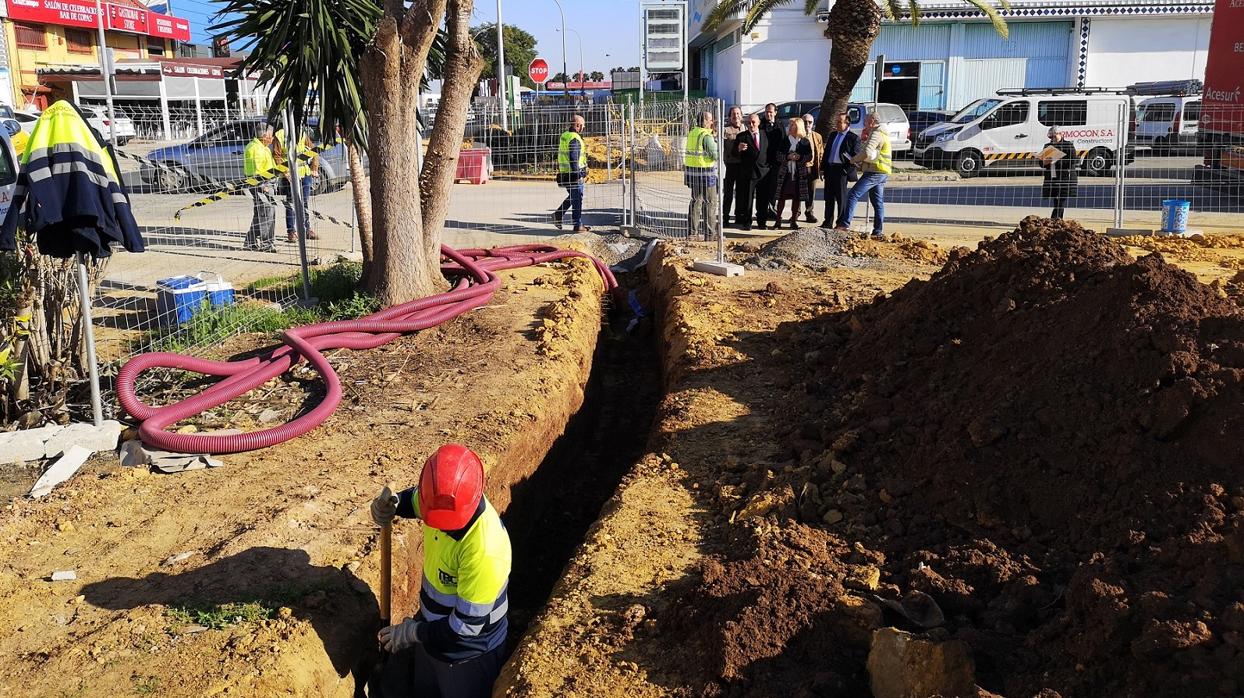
[379,522,392,625]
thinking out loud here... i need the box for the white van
[914,90,1135,177]
[1135,96,1200,153]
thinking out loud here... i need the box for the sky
[172,0,643,76]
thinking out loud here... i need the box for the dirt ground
[497,225,1244,698]
[0,258,608,697]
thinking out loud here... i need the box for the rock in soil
[867,627,977,698]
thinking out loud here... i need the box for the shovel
[366,488,396,696]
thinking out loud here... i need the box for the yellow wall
[5,20,172,107]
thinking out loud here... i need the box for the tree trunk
[814,0,882,142]
[360,0,449,306]
[345,139,374,278]
[419,0,485,236]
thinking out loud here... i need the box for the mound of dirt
[804,217,1244,696]
[678,218,1244,697]
[744,228,948,272]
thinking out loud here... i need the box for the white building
[688,0,1213,112]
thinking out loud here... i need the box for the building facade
[1,0,189,108]
[689,0,1213,112]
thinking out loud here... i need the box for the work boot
[805,212,818,224]
[552,211,564,230]
[789,219,798,230]
[573,225,592,233]
[286,231,297,243]
[306,230,320,240]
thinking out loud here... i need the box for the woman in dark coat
[773,118,814,230]
[1040,125,1078,220]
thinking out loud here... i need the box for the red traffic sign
[528,58,550,85]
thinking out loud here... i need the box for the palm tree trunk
[360,0,449,306]
[419,0,485,236]
[345,139,373,277]
[814,0,882,141]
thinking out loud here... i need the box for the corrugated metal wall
[961,22,1073,91]
[869,24,953,61]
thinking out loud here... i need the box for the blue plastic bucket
[1161,199,1191,235]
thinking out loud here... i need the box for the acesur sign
[528,58,550,85]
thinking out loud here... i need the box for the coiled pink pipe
[118,244,619,454]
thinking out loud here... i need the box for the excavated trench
[501,275,662,646]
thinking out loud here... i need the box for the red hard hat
[418,444,485,531]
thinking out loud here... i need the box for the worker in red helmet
[368,444,512,698]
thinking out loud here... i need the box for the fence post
[716,98,725,264]
[606,101,613,188]
[628,103,638,233]
[75,254,103,426]
[1114,102,1126,230]
[193,78,205,137]
[285,104,313,302]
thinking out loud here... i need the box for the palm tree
[214,0,484,304]
[705,0,1009,139]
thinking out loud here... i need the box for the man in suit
[734,113,769,232]
[721,106,744,228]
[759,103,784,225]
[802,113,824,225]
[822,111,861,229]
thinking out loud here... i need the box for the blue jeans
[838,172,887,234]
[556,180,585,228]
[284,175,314,232]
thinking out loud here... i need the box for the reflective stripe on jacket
[0,100,143,258]
[557,130,587,175]
[396,489,512,663]
[274,128,314,178]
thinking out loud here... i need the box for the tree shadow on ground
[80,546,380,688]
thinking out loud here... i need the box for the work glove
[378,618,422,653]
[371,486,399,526]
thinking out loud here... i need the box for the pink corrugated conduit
[118,244,618,454]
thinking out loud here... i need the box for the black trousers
[1050,197,1067,220]
[824,167,850,229]
[369,642,506,698]
[723,163,745,223]
[758,169,778,223]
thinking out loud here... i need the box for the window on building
[982,101,1029,130]
[65,29,94,54]
[1038,100,1088,127]
[147,38,166,56]
[14,24,46,49]
[1184,101,1201,122]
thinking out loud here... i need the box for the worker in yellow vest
[684,110,719,241]
[273,125,320,243]
[552,114,590,232]
[243,124,278,252]
[834,112,892,240]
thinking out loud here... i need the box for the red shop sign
[147,12,190,41]
[6,0,99,30]
[105,3,148,34]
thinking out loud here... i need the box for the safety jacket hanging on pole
[0,101,144,259]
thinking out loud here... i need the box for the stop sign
[528,58,550,85]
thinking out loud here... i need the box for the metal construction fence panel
[94,113,358,416]
[628,97,723,241]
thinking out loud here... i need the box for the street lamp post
[557,27,585,98]
[551,0,568,100]
[496,0,508,130]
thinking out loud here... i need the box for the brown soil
[0,259,607,697]
[500,222,1244,698]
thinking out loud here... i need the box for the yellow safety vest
[684,126,715,169]
[274,128,314,178]
[244,138,275,177]
[865,130,893,175]
[415,495,511,662]
[557,131,587,173]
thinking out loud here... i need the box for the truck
[1196,0,1244,178]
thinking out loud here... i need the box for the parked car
[141,117,355,193]
[1135,95,1200,153]
[914,90,1135,177]
[80,105,135,145]
[906,109,954,140]
[769,101,821,121]
[807,102,913,153]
